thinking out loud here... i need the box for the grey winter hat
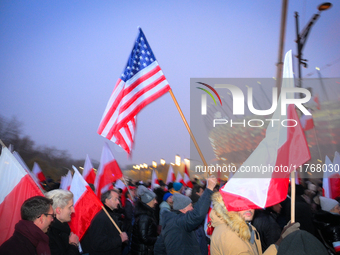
[173,193,192,210]
[137,185,156,204]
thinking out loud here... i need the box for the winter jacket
[252,209,281,251]
[0,220,51,255]
[47,218,80,255]
[154,188,213,255]
[131,201,158,255]
[159,201,171,226]
[124,199,135,235]
[314,210,340,254]
[81,205,123,255]
[210,192,277,255]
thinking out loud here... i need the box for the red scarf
[16,220,51,255]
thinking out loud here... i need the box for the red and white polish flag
[94,143,123,199]
[166,165,176,185]
[151,170,160,190]
[323,153,340,199]
[32,162,46,186]
[82,154,96,184]
[220,51,311,211]
[115,179,126,190]
[176,172,185,186]
[0,147,43,245]
[60,170,72,191]
[183,165,193,188]
[300,114,314,131]
[12,151,44,191]
[69,166,102,241]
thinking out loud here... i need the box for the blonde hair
[45,189,73,210]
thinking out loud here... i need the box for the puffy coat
[210,192,277,255]
[131,201,158,255]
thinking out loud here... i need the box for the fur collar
[211,192,251,241]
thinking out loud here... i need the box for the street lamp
[295,2,332,93]
[175,155,181,166]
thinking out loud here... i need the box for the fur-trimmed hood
[211,192,251,241]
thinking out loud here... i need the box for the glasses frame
[44,213,56,218]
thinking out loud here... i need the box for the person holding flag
[82,189,128,255]
[154,176,216,255]
[45,189,80,255]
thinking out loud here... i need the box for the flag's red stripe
[124,124,133,143]
[85,169,96,184]
[120,74,166,113]
[266,104,310,207]
[97,79,125,134]
[106,80,169,139]
[97,160,123,199]
[124,65,162,95]
[98,65,163,136]
[69,186,102,240]
[0,175,43,245]
[330,176,340,199]
[107,85,170,139]
[220,189,260,211]
[37,171,46,182]
[114,128,131,154]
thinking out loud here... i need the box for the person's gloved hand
[275,221,300,246]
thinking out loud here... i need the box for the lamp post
[295,2,332,96]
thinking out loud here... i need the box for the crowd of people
[1,176,340,255]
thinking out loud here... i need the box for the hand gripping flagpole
[168,89,208,169]
[102,206,122,234]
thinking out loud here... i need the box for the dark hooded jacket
[131,201,158,255]
[314,210,340,254]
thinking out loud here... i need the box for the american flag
[98,28,170,154]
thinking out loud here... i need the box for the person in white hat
[314,196,340,254]
[319,196,340,214]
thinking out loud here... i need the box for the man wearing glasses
[45,189,80,255]
[0,196,54,255]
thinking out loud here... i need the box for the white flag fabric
[60,170,72,190]
[94,143,123,199]
[151,170,159,190]
[69,166,102,241]
[220,50,311,211]
[32,162,46,188]
[82,154,96,184]
[166,165,176,185]
[0,147,43,245]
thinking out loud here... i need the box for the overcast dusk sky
[1,0,339,168]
